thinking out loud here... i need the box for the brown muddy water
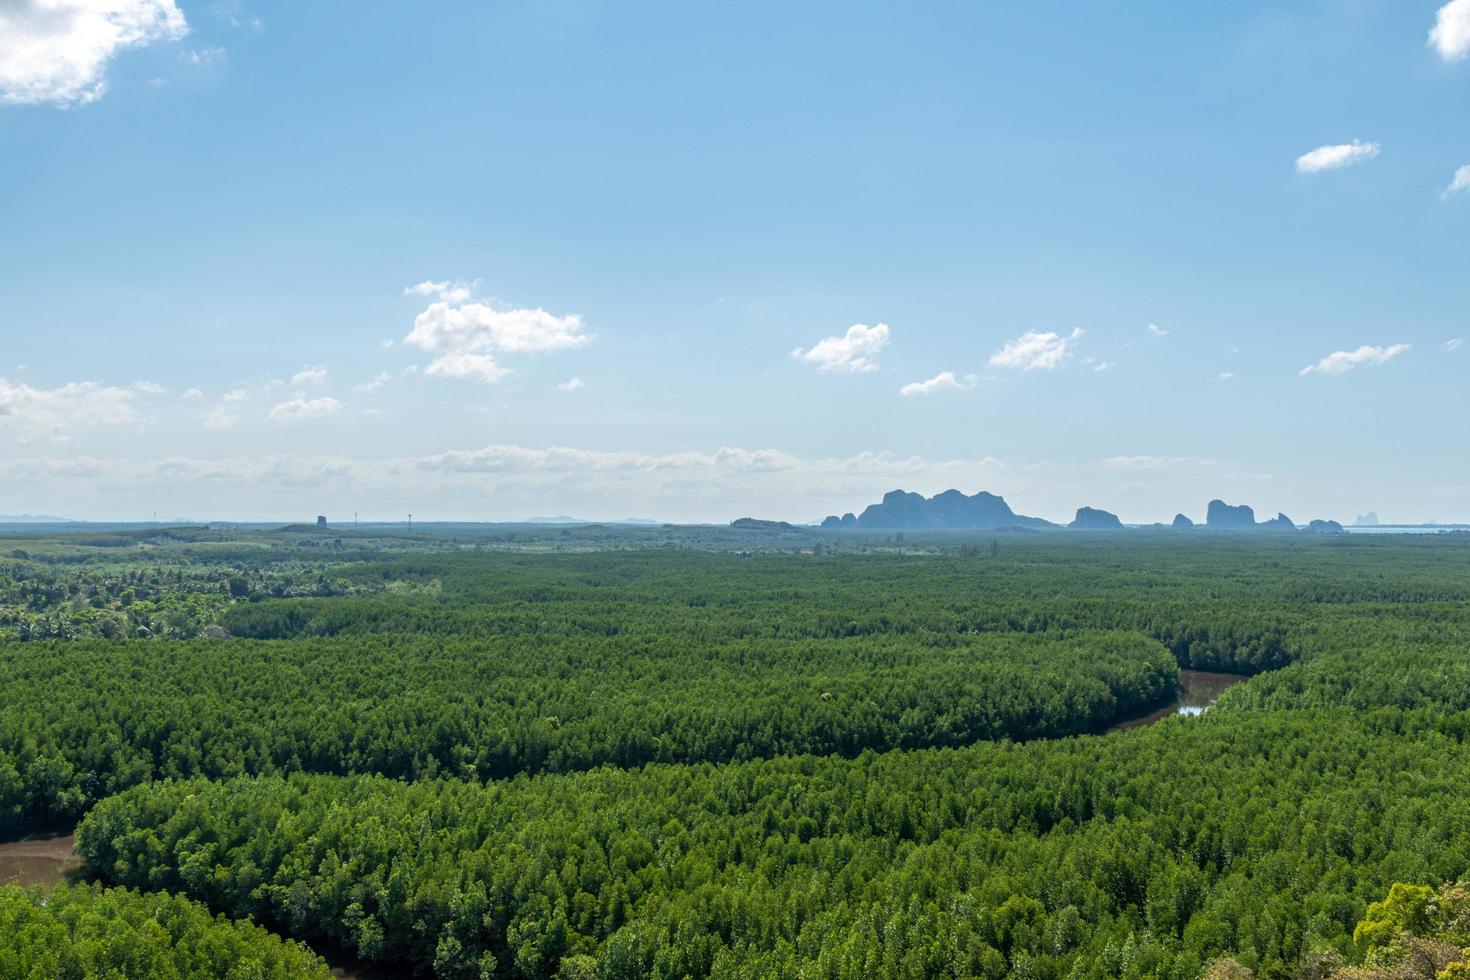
[1108,669,1249,732]
[0,831,82,887]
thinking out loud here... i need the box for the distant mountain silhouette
[814,492,1348,534]
[1206,499,1256,529]
[730,518,795,531]
[1069,507,1123,530]
[1353,511,1380,527]
[0,514,76,523]
[822,489,1052,530]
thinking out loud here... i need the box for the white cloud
[1295,140,1381,174]
[790,323,890,374]
[899,371,972,397]
[1430,0,1470,61]
[203,406,238,430]
[1443,165,1470,199]
[222,388,249,403]
[1091,361,1114,373]
[1300,343,1411,376]
[380,338,395,349]
[0,0,188,107]
[354,371,391,393]
[1147,323,1168,337]
[423,352,509,384]
[405,280,474,305]
[182,387,203,399]
[1445,338,1465,352]
[989,328,1083,371]
[269,396,343,422]
[1219,372,1236,381]
[405,282,589,360]
[0,377,147,435]
[291,366,327,387]
[557,377,585,392]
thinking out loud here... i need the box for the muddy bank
[0,832,82,888]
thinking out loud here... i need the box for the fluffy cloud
[557,377,585,392]
[1445,338,1466,352]
[0,0,188,106]
[1295,140,1381,174]
[0,378,156,436]
[790,323,890,374]
[405,288,587,355]
[899,371,972,397]
[404,281,589,384]
[1444,165,1470,199]
[1430,0,1470,61]
[1299,344,1411,376]
[291,366,327,387]
[989,328,1083,371]
[423,353,508,384]
[405,280,473,304]
[269,396,343,422]
[1147,323,1168,337]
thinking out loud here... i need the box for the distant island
[0,514,76,524]
[813,491,1346,533]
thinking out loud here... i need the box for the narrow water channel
[1108,669,1249,732]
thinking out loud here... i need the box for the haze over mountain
[819,491,1347,532]
[821,490,1053,531]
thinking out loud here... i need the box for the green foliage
[0,630,1175,832]
[76,709,1470,979]
[5,527,1470,977]
[0,882,330,978]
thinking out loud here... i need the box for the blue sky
[1,0,1467,523]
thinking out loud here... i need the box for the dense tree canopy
[0,882,330,979]
[77,708,1470,979]
[3,526,1470,977]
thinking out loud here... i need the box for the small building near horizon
[316,515,327,527]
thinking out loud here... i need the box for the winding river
[1108,669,1250,732]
